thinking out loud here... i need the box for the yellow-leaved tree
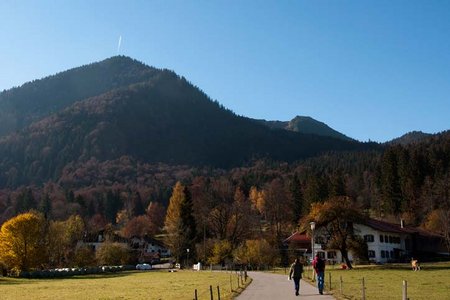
[164,182,186,261]
[301,196,366,269]
[0,212,47,272]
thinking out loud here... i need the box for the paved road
[236,272,335,300]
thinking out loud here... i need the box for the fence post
[339,275,343,295]
[328,272,332,290]
[230,274,233,292]
[194,289,198,300]
[237,274,240,288]
[361,277,366,300]
[402,280,408,300]
[210,285,214,300]
[217,285,221,300]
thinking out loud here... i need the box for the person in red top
[312,253,325,294]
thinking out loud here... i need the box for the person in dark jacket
[289,257,304,296]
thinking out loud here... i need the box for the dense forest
[0,130,448,233]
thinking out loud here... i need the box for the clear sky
[1,1,449,142]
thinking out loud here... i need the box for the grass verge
[0,269,251,300]
[293,262,450,300]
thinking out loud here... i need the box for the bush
[96,242,130,266]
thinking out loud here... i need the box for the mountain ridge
[0,56,161,137]
[0,56,377,187]
[257,115,354,141]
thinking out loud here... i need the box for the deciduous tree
[164,182,197,262]
[0,212,47,271]
[96,242,129,265]
[301,196,366,269]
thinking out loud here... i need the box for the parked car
[136,263,152,270]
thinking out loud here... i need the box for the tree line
[0,131,449,273]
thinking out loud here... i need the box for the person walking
[289,257,304,296]
[312,253,325,294]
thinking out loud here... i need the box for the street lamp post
[186,248,190,269]
[310,222,316,281]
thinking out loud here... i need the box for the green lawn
[297,262,450,300]
[0,270,249,300]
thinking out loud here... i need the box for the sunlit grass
[0,270,250,300]
[294,262,450,300]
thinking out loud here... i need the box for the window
[385,235,389,243]
[327,251,336,259]
[368,250,376,258]
[364,235,374,243]
[386,251,390,258]
[390,251,394,258]
[380,235,384,243]
[389,236,393,243]
[381,250,385,258]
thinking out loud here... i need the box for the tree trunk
[341,247,353,269]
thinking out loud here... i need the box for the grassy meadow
[296,262,450,300]
[0,270,249,300]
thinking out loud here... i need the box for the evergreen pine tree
[38,193,52,219]
[289,174,304,223]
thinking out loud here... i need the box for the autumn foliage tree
[0,212,47,272]
[164,182,197,263]
[233,239,278,269]
[208,240,233,265]
[48,215,85,266]
[301,196,366,269]
[122,215,157,238]
[96,242,130,265]
[424,209,450,253]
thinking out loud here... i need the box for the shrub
[96,242,130,266]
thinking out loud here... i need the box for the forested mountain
[259,116,353,141]
[0,56,375,188]
[388,131,433,145]
[0,56,448,255]
[0,56,160,137]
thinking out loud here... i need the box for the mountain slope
[388,131,433,145]
[0,56,160,137]
[0,63,377,187]
[259,116,353,141]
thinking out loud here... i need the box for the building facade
[284,218,446,264]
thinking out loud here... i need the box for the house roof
[364,218,441,238]
[364,219,406,234]
[283,231,311,244]
[283,219,442,244]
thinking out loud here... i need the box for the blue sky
[1,1,449,142]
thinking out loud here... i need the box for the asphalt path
[236,272,335,300]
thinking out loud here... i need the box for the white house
[129,236,171,261]
[77,231,171,263]
[284,218,446,264]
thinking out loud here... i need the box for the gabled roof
[283,231,311,244]
[364,219,406,234]
[364,218,441,238]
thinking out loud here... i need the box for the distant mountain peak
[388,131,432,145]
[258,115,354,141]
[0,55,160,137]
